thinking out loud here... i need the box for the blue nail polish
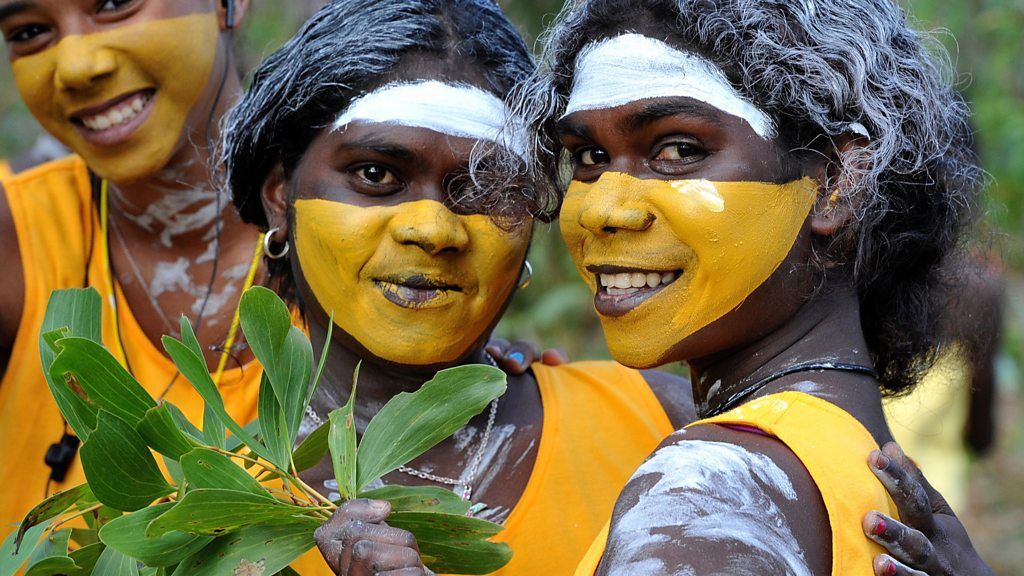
[509,352,525,366]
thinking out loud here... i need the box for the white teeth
[600,270,681,293]
[81,93,148,132]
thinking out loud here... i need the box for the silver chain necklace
[304,352,501,501]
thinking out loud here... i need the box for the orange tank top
[0,156,262,525]
[574,392,899,576]
[291,360,674,575]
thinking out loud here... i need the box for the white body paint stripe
[564,34,777,139]
[333,80,526,158]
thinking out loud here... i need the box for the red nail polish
[873,453,891,470]
[872,516,887,536]
[884,559,898,576]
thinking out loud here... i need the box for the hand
[485,337,569,375]
[315,499,432,576]
[863,442,994,576]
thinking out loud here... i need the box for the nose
[577,180,655,235]
[54,35,117,91]
[388,201,470,256]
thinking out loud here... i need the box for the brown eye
[577,147,610,166]
[654,142,706,162]
[356,165,397,185]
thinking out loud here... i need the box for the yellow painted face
[294,198,530,365]
[560,172,817,367]
[10,13,219,183]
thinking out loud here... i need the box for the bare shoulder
[0,181,25,358]
[640,369,696,428]
[598,424,831,576]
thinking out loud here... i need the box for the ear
[215,0,252,32]
[261,162,289,242]
[809,134,869,237]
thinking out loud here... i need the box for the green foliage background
[1,0,1022,570]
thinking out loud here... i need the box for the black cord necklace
[702,361,878,418]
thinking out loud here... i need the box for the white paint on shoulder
[603,440,810,576]
[564,34,776,139]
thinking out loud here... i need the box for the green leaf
[328,362,359,501]
[225,418,263,453]
[68,543,104,573]
[386,512,511,575]
[179,448,271,498]
[80,411,175,512]
[93,546,140,576]
[240,287,313,450]
[305,312,333,409]
[170,520,317,576]
[291,420,330,473]
[49,337,156,426]
[99,503,214,567]
[137,404,201,461]
[15,484,92,551]
[164,402,202,442]
[1,522,51,576]
[356,365,506,490]
[162,333,274,465]
[359,485,471,515]
[258,372,292,471]
[145,489,312,537]
[38,289,103,440]
[24,529,75,576]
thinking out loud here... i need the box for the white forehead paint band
[564,33,777,139]
[334,80,527,159]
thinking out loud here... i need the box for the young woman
[231,2,991,575]
[223,2,691,573]
[0,0,269,525]
[509,0,990,574]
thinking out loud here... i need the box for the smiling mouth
[588,265,683,317]
[374,275,463,309]
[70,89,155,146]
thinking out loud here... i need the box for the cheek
[465,219,529,296]
[294,200,390,288]
[12,50,60,127]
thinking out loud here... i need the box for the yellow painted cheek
[294,199,528,365]
[11,13,219,183]
[563,174,817,367]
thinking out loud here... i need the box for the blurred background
[1,0,1021,571]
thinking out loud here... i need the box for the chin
[606,339,672,370]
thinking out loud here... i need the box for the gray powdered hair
[222,0,537,229]
[508,0,983,394]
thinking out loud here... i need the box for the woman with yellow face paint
[222,2,696,574]
[0,0,267,525]
[509,1,994,575]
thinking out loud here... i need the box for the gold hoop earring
[263,227,289,259]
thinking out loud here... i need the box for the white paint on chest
[604,440,810,576]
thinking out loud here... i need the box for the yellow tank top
[0,156,262,525]
[575,392,899,576]
[291,360,674,575]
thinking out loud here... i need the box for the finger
[484,338,511,359]
[348,541,423,576]
[323,499,392,530]
[868,445,935,534]
[882,442,956,518]
[376,570,429,576]
[496,341,543,374]
[315,500,393,570]
[863,511,936,569]
[540,348,570,366]
[874,554,929,576]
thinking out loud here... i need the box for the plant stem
[49,502,104,533]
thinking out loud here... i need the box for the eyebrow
[0,1,32,23]
[554,118,594,142]
[625,100,725,133]
[335,138,417,163]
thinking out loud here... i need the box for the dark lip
[68,89,154,121]
[374,274,463,292]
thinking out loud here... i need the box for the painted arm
[596,426,830,576]
[0,182,26,379]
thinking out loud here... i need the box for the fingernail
[872,515,887,536]
[873,452,890,470]
[884,558,897,576]
[509,352,525,366]
[370,500,388,511]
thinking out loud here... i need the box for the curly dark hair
[222,0,537,300]
[511,0,983,394]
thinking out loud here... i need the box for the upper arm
[0,182,25,367]
[641,369,697,428]
[597,426,831,576]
